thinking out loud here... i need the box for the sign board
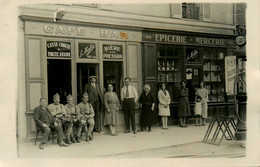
[47,41,71,58]
[225,56,236,95]
[103,44,123,59]
[78,43,96,59]
[142,32,235,48]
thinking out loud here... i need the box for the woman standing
[178,81,191,127]
[158,83,171,130]
[195,81,208,126]
[137,84,155,132]
[104,84,120,136]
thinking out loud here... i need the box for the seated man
[47,93,71,144]
[33,98,69,149]
[64,94,83,144]
[77,92,95,142]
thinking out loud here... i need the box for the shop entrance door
[47,59,72,104]
[77,63,98,103]
[103,61,123,95]
[185,66,202,102]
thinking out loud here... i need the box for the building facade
[18,3,243,142]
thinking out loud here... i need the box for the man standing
[33,98,68,150]
[84,76,103,133]
[121,77,138,134]
[77,92,95,141]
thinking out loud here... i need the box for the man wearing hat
[34,98,69,149]
[64,94,83,144]
[47,93,70,144]
[77,92,95,141]
[84,76,103,133]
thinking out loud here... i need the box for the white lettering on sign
[195,37,224,46]
[103,54,123,59]
[104,45,121,52]
[43,25,85,36]
[155,34,187,43]
[187,50,198,61]
[47,42,70,50]
[100,30,128,39]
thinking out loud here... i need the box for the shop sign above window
[103,44,123,59]
[47,41,71,58]
[78,43,96,59]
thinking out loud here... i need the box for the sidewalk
[18,125,243,158]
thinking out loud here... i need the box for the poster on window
[78,43,96,59]
[225,56,236,95]
[103,44,123,59]
[47,41,71,58]
[186,68,193,80]
[186,48,199,62]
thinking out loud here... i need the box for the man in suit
[33,98,69,149]
[84,76,103,132]
[121,77,138,134]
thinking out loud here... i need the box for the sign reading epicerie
[47,41,71,58]
[142,32,234,47]
[103,45,123,59]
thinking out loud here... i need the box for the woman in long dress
[195,81,208,126]
[158,83,171,130]
[178,81,191,127]
[104,84,120,136]
[137,84,155,132]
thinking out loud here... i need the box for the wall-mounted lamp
[54,8,67,22]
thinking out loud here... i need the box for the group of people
[34,76,208,150]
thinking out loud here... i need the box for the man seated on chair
[77,92,95,142]
[33,98,69,150]
[47,93,71,145]
[64,94,83,144]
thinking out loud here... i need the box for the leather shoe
[86,136,90,142]
[76,137,81,143]
[89,135,93,141]
[59,141,69,147]
[124,130,130,133]
[71,137,76,143]
[133,130,137,134]
[137,129,143,132]
[39,143,45,150]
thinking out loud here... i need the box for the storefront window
[202,48,225,102]
[157,45,183,102]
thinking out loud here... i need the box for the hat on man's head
[66,94,73,101]
[53,93,60,99]
[89,76,97,80]
[82,92,89,97]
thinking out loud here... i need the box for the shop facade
[18,4,239,142]
[142,31,236,119]
[22,21,142,141]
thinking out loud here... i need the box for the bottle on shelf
[158,61,161,70]
[171,61,174,70]
[162,61,165,71]
[166,73,169,81]
[166,61,170,70]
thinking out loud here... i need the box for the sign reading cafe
[47,41,71,58]
[103,44,123,59]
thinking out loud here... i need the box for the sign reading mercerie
[103,45,123,59]
[142,32,235,47]
[47,41,71,58]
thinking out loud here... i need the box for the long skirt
[178,97,191,117]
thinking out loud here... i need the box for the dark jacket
[33,105,55,130]
[84,83,103,105]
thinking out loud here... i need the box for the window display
[202,48,225,102]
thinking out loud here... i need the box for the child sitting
[194,95,202,126]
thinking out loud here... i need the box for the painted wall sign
[46,41,71,58]
[142,32,235,47]
[186,48,199,62]
[225,56,236,95]
[78,43,96,59]
[25,21,142,42]
[103,44,123,59]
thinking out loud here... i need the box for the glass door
[76,63,98,103]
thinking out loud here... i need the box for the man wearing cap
[121,77,138,134]
[84,76,103,133]
[64,94,83,144]
[33,98,69,149]
[77,92,95,141]
[47,93,70,145]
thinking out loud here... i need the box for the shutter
[203,3,211,21]
[171,3,182,18]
